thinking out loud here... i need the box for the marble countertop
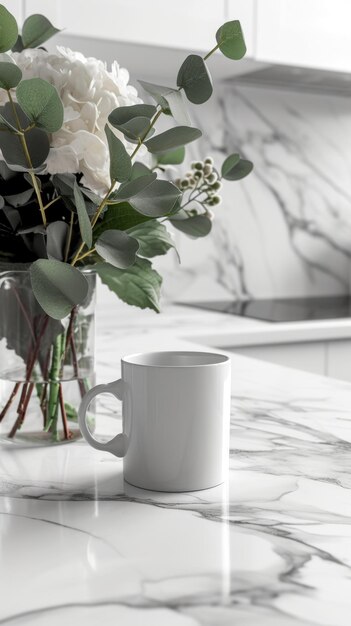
[1,297,351,625]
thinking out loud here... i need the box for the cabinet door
[230,342,326,376]
[227,0,255,57]
[256,0,351,72]
[25,1,225,52]
[326,341,351,382]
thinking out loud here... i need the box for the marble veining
[158,84,351,303]
[1,301,351,624]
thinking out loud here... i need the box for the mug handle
[78,379,127,458]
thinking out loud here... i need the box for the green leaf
[105,125,132,183]
[216,20,246,60]
[127,221,175,258]
[73,181,92,248]
[96,229,139,269]
[114,116,154,143]
[22,14,60,48]
[138,80,173,111]
[145,126,202,155]
[95,258,162,312]
[130,180,181,217]
[0,5,18,53]
[163,89,191,125]
[16,78,64,132]
[108,104,156,127]
[130,162,153,179]
[170,215,212,238]
[177,55,213,105]
[93,202,150,240]
[0,126,49,169]
[114,173,157,200]
[221,155,253,180]
[157,146,185,165]
[0,62,22,89]
[30,259,89,320]
[46,221,69,261]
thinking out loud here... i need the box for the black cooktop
[179,296,351,323]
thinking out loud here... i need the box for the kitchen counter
[1,297,351,625]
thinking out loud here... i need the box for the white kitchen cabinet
[25,0,225,53]
[326,340,351,382]
[231,342,326,376]
[256,0,351,73]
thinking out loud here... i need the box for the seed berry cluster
[175,157,223,217]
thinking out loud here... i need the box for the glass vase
[0,268,95,445]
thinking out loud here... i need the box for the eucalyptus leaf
[105,125,132,182]
[138,80,173,112]
[114,116,155,143]
[73,181,92,248]
[130,180,181,217]
[4,187,33,207]
[46,221,69,261]
[52,173,76,196]
[177,55,213,104]
[145,126,201,155]
[216,20,246,60]
[96,229,139,269]
[130,162,153,179]
[30,259,89,320]
[127,221,176,258]
[0,126,50,169]
[95,258,162,313]
[22,14,60,49]
[0,5,18,53]
[93,202,150,241]
[16,78,64,132]
[163,89,191,125]
[157,146,185,165]
[170,214,212,238]
[114,173,156,200]
[221,156,253,180]
[108,104,156,127]
[0,62,22,89]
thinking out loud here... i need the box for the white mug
[78,351,231,492]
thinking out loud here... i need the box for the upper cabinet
[25,0,225,53]
[255,0,351,73]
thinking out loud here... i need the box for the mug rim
[122,350,230,368]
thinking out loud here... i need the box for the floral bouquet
[0,5,252,442]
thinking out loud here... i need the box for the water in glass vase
[0,269,96,446]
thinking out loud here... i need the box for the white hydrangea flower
[1,47,143,194]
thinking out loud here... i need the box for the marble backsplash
[155,82,351,304]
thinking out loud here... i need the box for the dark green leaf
[46,221,69,261]
[170,214,212,238]
[157,146,185,165]
[22,14,60,48]
[216,20,246,60]
[95,258,162,312]
[73,181,92,248]
[177,54,213,104]
[130,162,153,179]
[96,229,139,269]
[130,180,181,217]
[114,173,156,200]
[93,202,150,240]
[145,126,202,155]
[105,125,132,182]
[127,221,175,258]
[0,5,18,53]
[16,78,64,132]
[108,104,156,127]
[30,259,89,320]
[52,173,76,196]
[138,80,173,111]
[4,188,33,207]
[0,62,22,89]
[114,116,154,143]
[0,126,49,169]
[221,155,253,180]
[11,34,23,52]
